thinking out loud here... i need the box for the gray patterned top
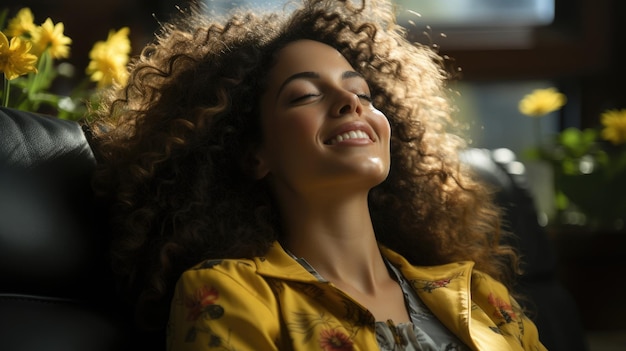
[376,261,470,350]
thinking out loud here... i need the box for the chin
[356,163,390,189]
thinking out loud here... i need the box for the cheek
[277,111,321,145]
[382,119,391,141]
[261,111,321,162]
[373,110,391,144]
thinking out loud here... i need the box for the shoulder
[382,247,546,350]
[169,259,284,350]
[468,268,520,324]
[176,258,275,304]
[469,269,506,290]
[469,269,546,350]
[186,258,259,278]
[177,259,267,295]
[469,268,515,305]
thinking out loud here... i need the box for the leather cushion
[0,107,106,297]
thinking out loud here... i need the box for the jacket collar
[254,241,321,283]
[255,241,474,283]
[254,241,512,351]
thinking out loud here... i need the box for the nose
[332,90,362,118]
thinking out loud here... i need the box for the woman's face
[255,39,391,198]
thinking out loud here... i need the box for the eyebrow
[275,70,366,100]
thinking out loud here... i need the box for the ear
[250,148,270,180]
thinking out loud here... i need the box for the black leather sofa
[0,106,586,350]
[0,107,162,351]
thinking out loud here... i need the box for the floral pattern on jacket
[167,242,547,351]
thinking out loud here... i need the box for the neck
[278,191,389,295]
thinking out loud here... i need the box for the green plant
[520,88,626,230]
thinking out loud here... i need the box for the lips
[324,122,375,145]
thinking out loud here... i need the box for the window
[395,0,555,27]
[396,0,556,49]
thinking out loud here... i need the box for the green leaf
[0,8,8,30]
[581,128,597,145]
[558,127,600,158]
[561,158,577,175]
[27,51,57,98]
[559,128,582,151]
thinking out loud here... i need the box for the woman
[89,0,546,349]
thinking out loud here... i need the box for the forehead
[266,40,356,86]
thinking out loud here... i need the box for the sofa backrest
[0,107,128,351]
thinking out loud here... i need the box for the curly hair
[88,0,518,330]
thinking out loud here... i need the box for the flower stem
[534,118,543,150]
[2,76,10,107]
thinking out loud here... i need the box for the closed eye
[356,93,372,102]
[290,93,321,103]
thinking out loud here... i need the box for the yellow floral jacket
[167,242,547,350]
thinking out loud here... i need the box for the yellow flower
[4,8,37,38]
[519,87,567,117]
[86,27,131,87]
[30,18,72,59]
[600,109,626,145]
[0,31,38,80]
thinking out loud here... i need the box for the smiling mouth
[326,130,371,145]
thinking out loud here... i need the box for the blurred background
[2,0,625,349]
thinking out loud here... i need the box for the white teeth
[329,130,369,144]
